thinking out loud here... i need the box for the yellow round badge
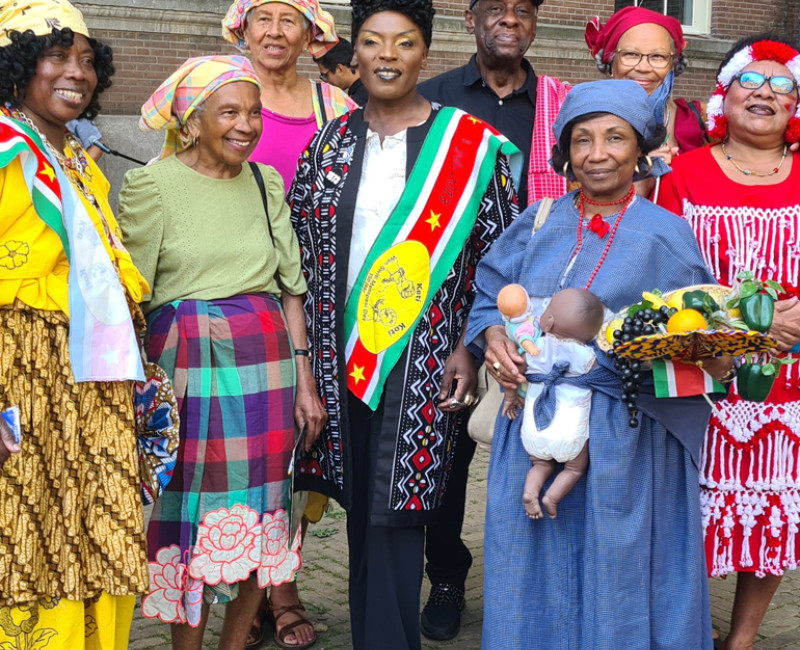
[357,241,431,354]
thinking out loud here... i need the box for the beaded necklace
[6,105,97,206]
[721,141,788,177]
[576,186,636,290]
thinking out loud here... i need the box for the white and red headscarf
[707,39,800,143]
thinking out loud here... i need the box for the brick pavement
[130,447,800,649]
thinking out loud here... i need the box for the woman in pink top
[224,0,358,194]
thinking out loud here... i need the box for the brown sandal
[244,610,268,650]
[270,600,317,650]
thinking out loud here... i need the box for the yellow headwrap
[140,55,262,161]
[0,0,89,47]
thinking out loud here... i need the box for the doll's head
[497,284,532,320]
[540,289,605,343]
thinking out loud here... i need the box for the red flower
[587,214,610,238]
[709,116,728,141]
[784,117,800,144]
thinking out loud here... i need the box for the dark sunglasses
[734,71,798,95]
[319,71,330,82]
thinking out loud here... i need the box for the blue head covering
[551,79,670,180]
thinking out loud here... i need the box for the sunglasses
[734,71,798,95]
[319,71,330,82]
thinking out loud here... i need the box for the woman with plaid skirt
[118,55,326,650]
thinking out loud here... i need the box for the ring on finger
[463,394,475,407]
[450,398,465,408]
[492,361,501,371]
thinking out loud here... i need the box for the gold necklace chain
[721,141,788,177]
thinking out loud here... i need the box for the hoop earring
[637,155,653,176]
[563,160,571,177]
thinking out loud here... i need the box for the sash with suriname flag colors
[651,359,726,398]
[0,111,144,382]
[344,107,522,409]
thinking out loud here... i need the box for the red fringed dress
[658,144,800,577]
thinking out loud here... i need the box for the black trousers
[346,399,425,650]
[424,426,476,588]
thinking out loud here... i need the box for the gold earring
[563,160,571,177]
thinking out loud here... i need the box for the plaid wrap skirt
[140,294,300,627]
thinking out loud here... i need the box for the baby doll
[497,286,605,520]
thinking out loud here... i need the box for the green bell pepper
[740,293,774,332]
[736,363,776,402]
[682,290,719,317]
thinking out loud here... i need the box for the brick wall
[81,0,794,117]
[433,1,798,37]
[712,0,798,40]
[93,30,239,115]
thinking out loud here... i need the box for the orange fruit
[666,308,708,333]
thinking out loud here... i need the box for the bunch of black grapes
[607,306,677,428]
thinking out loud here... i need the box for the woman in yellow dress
[0,1,150,648]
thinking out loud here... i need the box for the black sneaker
[420,583,466,641]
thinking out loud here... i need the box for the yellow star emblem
[40,162,55,182]
[468,116,481,125]
[350,364,366,384]
[426,210,442,231]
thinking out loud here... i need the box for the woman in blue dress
[466,80,729,649]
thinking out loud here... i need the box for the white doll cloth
[520,335,597,463]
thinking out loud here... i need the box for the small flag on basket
[651,359,726,398]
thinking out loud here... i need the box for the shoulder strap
[687,100,708,136]
[533,197,554,234]
[248,161,275,245]
[248,161,285,291]
[314,81,328,127]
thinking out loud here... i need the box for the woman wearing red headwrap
[586,6,708,167]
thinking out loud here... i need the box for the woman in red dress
[658,35,800,650]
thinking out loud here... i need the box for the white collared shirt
[346,128,408,301]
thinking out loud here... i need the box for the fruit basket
[598,284,777,361]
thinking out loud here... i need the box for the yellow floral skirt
[0,305,148,611]
[0,593,135,650]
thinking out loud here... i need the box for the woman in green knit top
[118,55,326,650]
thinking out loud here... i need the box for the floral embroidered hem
[142,505,301,626]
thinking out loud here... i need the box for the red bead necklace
[575,186,636,290]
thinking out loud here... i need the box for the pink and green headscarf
[222,0,339,58]
[140,54,261,160]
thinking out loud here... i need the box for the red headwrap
[585,6,686,64]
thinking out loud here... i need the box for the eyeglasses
[319,71,330,82]
[615,50,674,69]
[734,71,798,95]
